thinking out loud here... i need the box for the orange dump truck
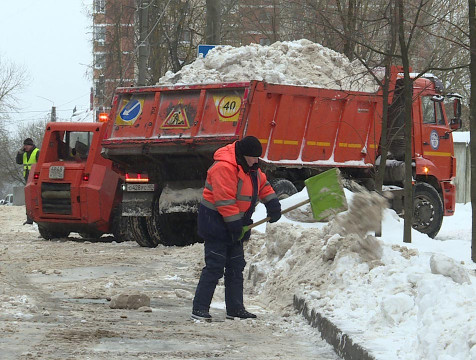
[100,66,461,246]
[24,122,129,241]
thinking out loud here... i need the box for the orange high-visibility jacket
[201,142,277,223]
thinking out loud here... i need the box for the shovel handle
[247,198,311,230]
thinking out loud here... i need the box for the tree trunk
[469,0,476,261]
[376,3,398,193]
[397,0,413,243]
[205,0,220,44]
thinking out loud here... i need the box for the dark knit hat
[23,138,34,146]
[237,136,262,157]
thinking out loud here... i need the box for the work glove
[265,198,282,223]
[239,218,253,242]
[268,211,281,223]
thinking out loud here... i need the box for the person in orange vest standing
[16,138,39,225]
[191,136,281,321]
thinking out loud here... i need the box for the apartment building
[91,0,284,119]
[92,0,136,120]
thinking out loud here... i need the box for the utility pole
[138,0,149,86]
[51,106,56,122]
[469,0,476,262]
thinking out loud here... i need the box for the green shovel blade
[304,168,348,221]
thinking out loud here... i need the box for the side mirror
[450,98,462,130]
[450,118,462,130]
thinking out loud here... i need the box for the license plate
[126,183,155,192]
[49,166,65,179]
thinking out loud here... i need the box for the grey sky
[1,1,92,127]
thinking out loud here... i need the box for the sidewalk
[294,295,376,360]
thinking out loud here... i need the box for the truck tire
[146,193,199,247]
[412,182,443,238]
[270,178,298,200]
[144,195,166,247]
[111,206,132,243]
[128,216,154,247]
[38,225,70,240]
[155,212,199,246]
[145,214,165,248]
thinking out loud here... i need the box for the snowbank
[247,189,476,360]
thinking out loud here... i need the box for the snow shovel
[240,168,348,238]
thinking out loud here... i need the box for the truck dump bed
[102,81,382,170]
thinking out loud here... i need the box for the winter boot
[226,308,257,320]
[191,309,212,322]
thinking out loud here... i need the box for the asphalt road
[0,207,339,359]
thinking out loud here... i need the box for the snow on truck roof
[158,39,379,93]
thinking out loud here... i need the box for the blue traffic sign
[120,99,142,122]
[198,45,216,58]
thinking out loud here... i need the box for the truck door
[419,96,453,179]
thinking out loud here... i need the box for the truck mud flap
[122,191,153,217]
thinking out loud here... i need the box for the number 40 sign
[214,95,242,122]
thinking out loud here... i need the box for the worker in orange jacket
[191,136,281,321]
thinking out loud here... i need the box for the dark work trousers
[192,239,246,312]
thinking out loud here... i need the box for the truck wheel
[38,225,70,240]
[111,207,132,243]
[155,212,199,246]
[128,216,154,247]
[144,195,166,247]
[270,178,298,199]
[146,194,199,247]
[412,183,443,238]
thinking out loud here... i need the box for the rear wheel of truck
[111,206,132,243]
[145,201,165,248]
[146,195,199,247]
[128,216,154,247]
[270,178,298,200]
[155,212,199,246]
[38,225,70,240]
[412,182,443,238]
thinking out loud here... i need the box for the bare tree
[0,56,27,117]
[147,0,205,82]
[0,117,47,188]
[0,56,29,190]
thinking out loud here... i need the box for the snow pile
[159,39,378,92]
[246,189,476,359]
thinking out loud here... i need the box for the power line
[0,106,89,115]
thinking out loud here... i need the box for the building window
[181,30,191,43]
[94,53,106,69]
[259,38,270,46]
[94,26,106,44]
[258,11,270,24]
[94,0,105,13]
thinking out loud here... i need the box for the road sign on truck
[100,66,461,247]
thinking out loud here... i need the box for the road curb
[293,295,376,360]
